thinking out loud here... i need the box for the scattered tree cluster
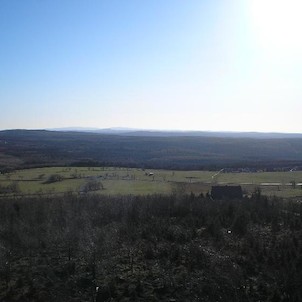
[43,174,64,184]
[82,179,104,193]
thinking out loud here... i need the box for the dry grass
[1,167,302,197]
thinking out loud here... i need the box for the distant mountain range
[47,127,302,139]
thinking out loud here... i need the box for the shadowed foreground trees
[0,193,302,301]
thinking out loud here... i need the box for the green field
[1,167,302,198]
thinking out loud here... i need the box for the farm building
[211,185,243,199]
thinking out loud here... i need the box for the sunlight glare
[249,0,302,59]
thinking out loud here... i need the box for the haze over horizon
[1,0,301,133]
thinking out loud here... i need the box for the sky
[1,0,301,132]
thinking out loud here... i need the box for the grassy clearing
[102,179,171,195]
[1,167,302,197]
[217,171,302,184]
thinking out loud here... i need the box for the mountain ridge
[1,129,302,171]
[39,127,302,139]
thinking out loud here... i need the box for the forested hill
[50,127,302,139]
[1,129,302,170]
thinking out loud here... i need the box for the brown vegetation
[0,192,302,301]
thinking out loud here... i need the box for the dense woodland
[1,130,302,172]
[1,191,302,301]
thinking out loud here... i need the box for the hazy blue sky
[1,0,301,132]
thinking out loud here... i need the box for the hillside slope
[1,130,302,170]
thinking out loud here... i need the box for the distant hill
[1,129,302,170]
[48,127,302,139]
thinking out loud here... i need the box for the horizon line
[1,127,302,135]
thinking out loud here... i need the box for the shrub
[82,180,103,193]
[43,174,63,184]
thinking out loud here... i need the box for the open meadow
[1,167,302,198]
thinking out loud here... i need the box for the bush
[43,174,63,184]
[82,180,103,193]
